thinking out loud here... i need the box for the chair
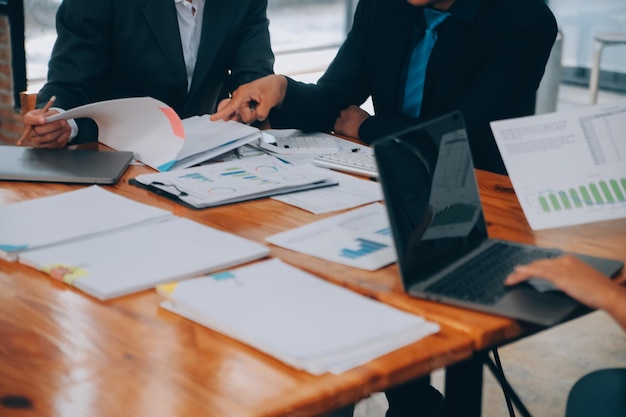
[535,29,563,114]
[589,32,626,104]
[19,90,38,115]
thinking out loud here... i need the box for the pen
[17,95,56,146]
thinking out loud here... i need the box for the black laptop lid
[373,111,489,290]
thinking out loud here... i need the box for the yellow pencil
[17,95,57,146]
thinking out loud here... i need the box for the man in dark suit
[23,0,274,148]
[213,0,557,175]
[214,0,556,415]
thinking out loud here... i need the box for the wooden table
[1,156,624,417]
[0,162,473,417]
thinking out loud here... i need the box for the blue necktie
[402,8,450,118]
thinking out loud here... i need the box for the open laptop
[372,111,624,327]
[0,146,133,184]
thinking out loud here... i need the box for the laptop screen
[373,112,489,290]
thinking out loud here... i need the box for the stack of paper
[172,116,262,170]
[46,97,263,172]
[130,155,338,209]
[0,186,172,261]
[2,185,270,300]
[158,259,440,375]
[19,217,270,301]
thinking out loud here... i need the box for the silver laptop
[0,146,133,184]
[373,112,623,326]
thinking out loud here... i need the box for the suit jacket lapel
[188,0,236,97]
[143,0,188,86]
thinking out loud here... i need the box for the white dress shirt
[174,0,205,90]
[66,0,205,141]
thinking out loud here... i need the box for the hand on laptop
[506,255,625,316]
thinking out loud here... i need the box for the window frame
[3,0,27,109]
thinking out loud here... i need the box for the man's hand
[21,109,72,148]
[333,105,370,139]
[211,75,288,124]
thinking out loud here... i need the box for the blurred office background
[20,0,625,104]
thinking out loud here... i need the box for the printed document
[266,203,395,270]
[0,186,172,261]
[131,155,337,209]
[271,170,383,214]
[18,217,269,301]
[491,99,626,230]
[46,97,262,172]
[158,258,440,375]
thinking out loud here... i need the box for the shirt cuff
[50,107,79,143]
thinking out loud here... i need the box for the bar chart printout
[340,227,391,260]
[266,204,396,271]
[536,178,626,212]
[521,176,626,229]
[491,99,626,230]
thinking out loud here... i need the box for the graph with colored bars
[218,165,278,184]
[430,203,477,226]
[537,178,626,212]
[340,228,391,260]
[175,164,281,194]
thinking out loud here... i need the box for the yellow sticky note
[156,282,179,298]
[42,263,89,285]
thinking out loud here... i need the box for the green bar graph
[569,189,584,208]
[559,191,572,209]
[600,181,614,203]
[590,183,603,204]
[537,178,626,212]
[580,186,593,206]
[549,193,561,211]
[610,180,625,202]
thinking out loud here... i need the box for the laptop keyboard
[424,242,556,305]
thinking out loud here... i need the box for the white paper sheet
[266,203,395,270]
[272,170,383,214]
[18,217,269,300]
[46,97,264,172]
[173,116,263,169]
[47,97,185,171]
[491,99,626,230]
[0,186,172,261]
[261,135,372,165]
[132,155,336,208]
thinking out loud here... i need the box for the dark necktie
[402,8,450,118]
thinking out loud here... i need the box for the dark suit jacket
[269,0,557,174]
[36,0,274,143]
